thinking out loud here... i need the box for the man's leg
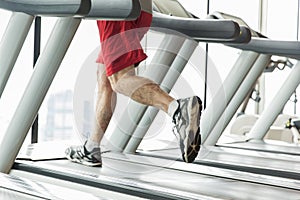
[108,65,202,163]
[87,64,116,148]
[65,64,115,167]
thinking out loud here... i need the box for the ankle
[168,100,179,119]
[85,139,100,152]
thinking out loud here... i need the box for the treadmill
[0,0,300,199]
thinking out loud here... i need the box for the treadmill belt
[14,151,300,200]
[137,145,300,180]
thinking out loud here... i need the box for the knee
[108,74,122,93]
[97,67,113,93]
[108,66,135,93]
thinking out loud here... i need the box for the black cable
[31,17,41,144]
[204,0,210,109]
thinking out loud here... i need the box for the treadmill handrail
[0,0,141,20]
[198,26,251,44]
[228,38,300,60]
[151,11,242,42]
[86,0,140,19]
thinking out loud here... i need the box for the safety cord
[288,91,298,115]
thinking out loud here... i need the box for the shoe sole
[183,96,202,163]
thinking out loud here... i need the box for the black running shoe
[172,96,202,163]
[65,142,102,167]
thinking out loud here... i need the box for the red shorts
[96,11,153,76]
